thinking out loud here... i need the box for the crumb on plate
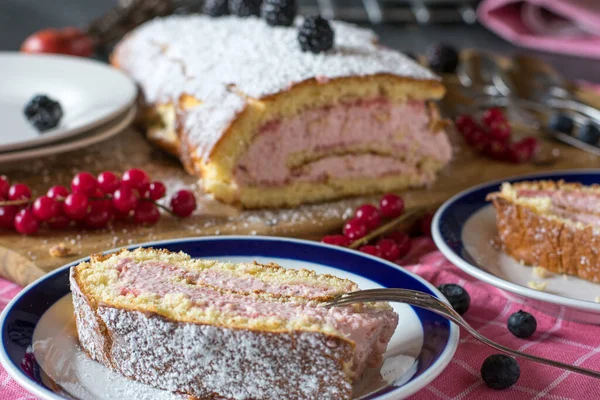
[532,266,553,279]
[595,297,600,303]
[527,281,548,291]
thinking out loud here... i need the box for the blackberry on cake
[112,16,452,208]
[229,0,262,17]
[262,0,296,26]
[298,15,334,53]
[70,248,399,400]
[203,0,229,17]
[488,180,600,283]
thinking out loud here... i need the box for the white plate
[433,170,600,324]
[0,52,137,152]
[0,236,459,400]
[0,105,135,164]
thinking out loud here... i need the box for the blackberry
[548,113,574,134]
[426,43,459,74]
[23,95,63,132]
[437,283,470,315]
[262,0,297,26]
[507,310,537,338]
[481,354,520,390]
[298,16,334,54]
[577,123,600,145]
[204,0,229,16]
[229,0,262,17]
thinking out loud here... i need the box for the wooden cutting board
[2,54,600,287]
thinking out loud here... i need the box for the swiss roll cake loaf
[70,248,399,400]
[112,15,451,208]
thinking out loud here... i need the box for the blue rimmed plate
[1,236,458,400]
[433,170,600,325]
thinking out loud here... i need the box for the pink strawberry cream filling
[517,189,600,227]
[234,99,452,186]
[114,258,398,380]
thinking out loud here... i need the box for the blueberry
[548,113,574,134]
[507,310,537,338]
[437,283,470,315]
[23,94,63,132]
[577,123,600,145]
[481,354,520,390]
[425,43,459,74]
[298,16,334,54]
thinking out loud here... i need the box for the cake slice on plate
[112,15,451,208]
[70,248,399,400]
[488,180,600,283]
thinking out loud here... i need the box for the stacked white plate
[0,53,137,163]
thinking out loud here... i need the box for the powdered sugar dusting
[114,15,438,161]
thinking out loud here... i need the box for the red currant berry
[97,171,120,194]
[518,137,539,159]
[134,201,160,225]
[343,218,367,240]
[359,245,381,257]
[387,231,412,258]
[14,209,39,235]
[379,194,405,218]
[321,234,351,247]
[0,206,17,229]
[419,213,434,237]
[170,190,196,217]
[485,138,510,161]
[85,201,112,229]
[63,193,89,220]
[455,115,477,135]
[354,204,381,231]
[148,181,166,201]
[47,185,69,199]
[376,238,401,261]
[0,176,10,199]
[121,168,149,190]
[488,121,511,142]
[71,172,97,196]
[508,141,532,164]
[48,214,70,230]
[482,107,505,126]
[8,183,31,201]
[112,187,138,213]
[32,196,60,221]
[466,128,490,153]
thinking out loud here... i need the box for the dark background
[1,0,599,82]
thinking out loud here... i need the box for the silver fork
[325,288,600,379]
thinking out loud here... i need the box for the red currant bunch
[321,193,413,263]
[0,169,198,235]
[455,108,539,164]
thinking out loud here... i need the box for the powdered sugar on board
[114,15,438,161]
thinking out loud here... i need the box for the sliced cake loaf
[70,248,399,400]
[112,15,451,208]
[488,180,600,283]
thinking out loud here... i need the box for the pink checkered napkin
[1,240,599,400]
[404,238,600,400]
